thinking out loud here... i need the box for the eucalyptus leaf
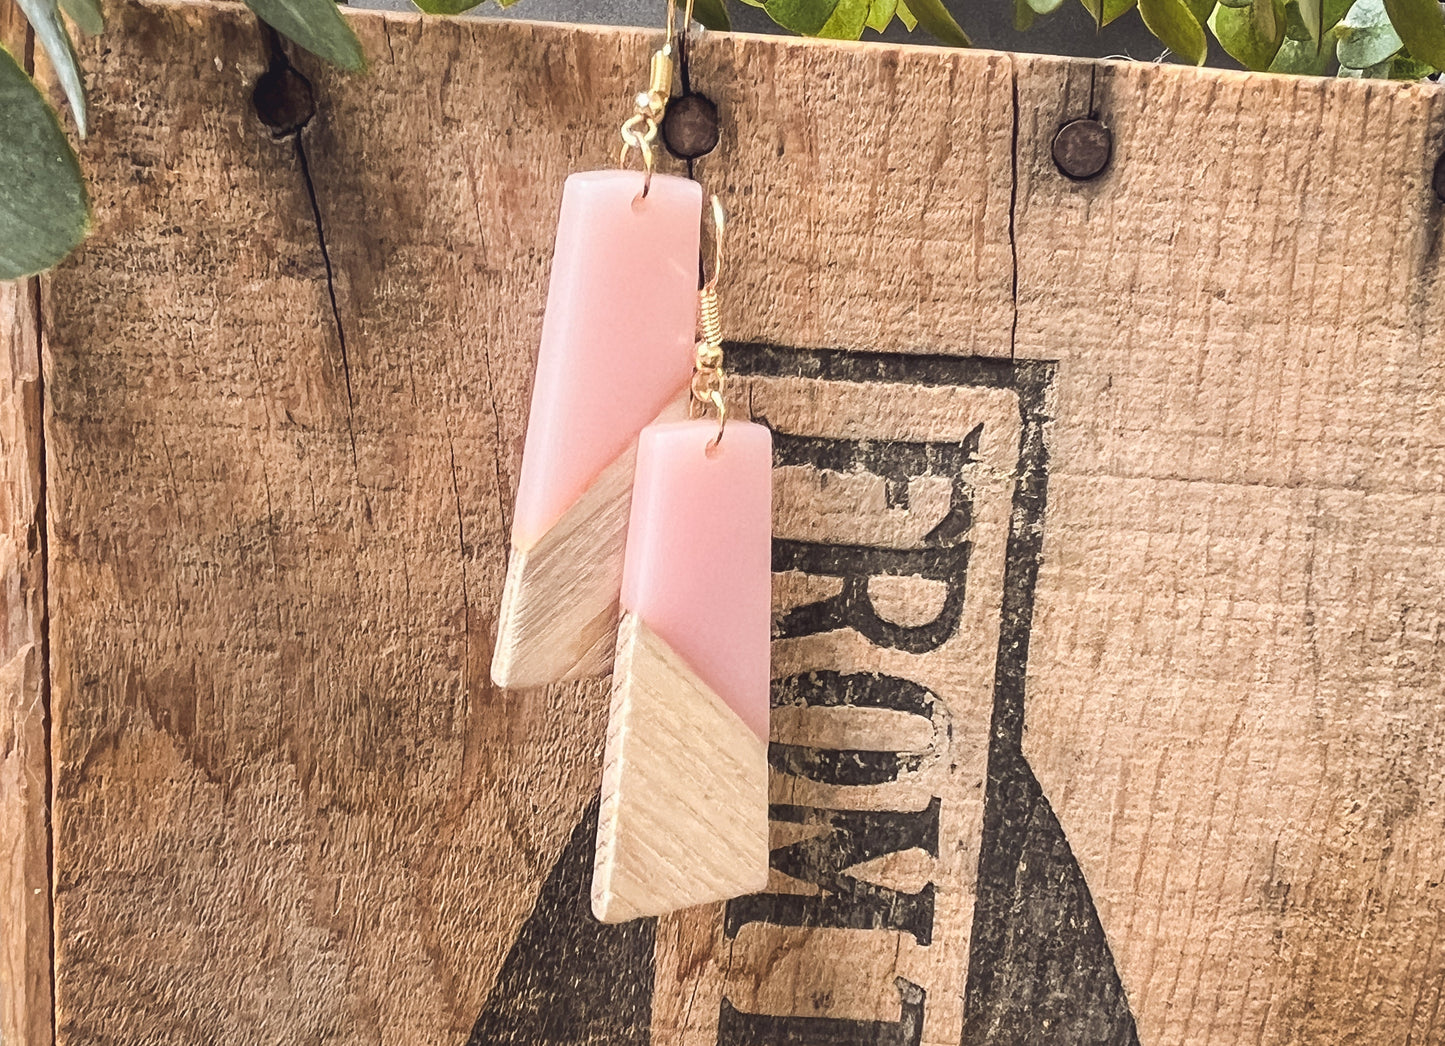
[1218,0,1252,10]
[691,0,731,28]
[818,0,870,36]
[59,0,104,36]
[1027,0,1068,15]
[1337,0,1403,67]
[1382,0,1445,67]
[1210,0,1285,68]
[246,0,364,69]
[1139,0,1209,61]
[865,0,897,31]
[12,0,87,135]
[1016,0,1038,27]
[895,0,919,28]
[1271,29,1337,67]
[1338,54,1396,70]
[1081,0,1105,26]
[0,46,89,279]
[902,0,972,44]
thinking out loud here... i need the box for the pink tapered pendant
[592,419,773,922]
[491,171,702,689]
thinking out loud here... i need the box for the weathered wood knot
[252,65,315,137]
[1052,118,1112,181]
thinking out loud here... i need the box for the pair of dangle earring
[491,12,772,923]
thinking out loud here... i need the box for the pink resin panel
[621,420,773,740]
[510,171,702,549]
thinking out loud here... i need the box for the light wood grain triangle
[592,612,769,923]
[491,389,690,689]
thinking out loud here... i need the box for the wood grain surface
[1,9,54,1046]
[1,3,1441,1044]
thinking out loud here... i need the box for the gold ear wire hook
[619,0,678,197]
[693,195,727,446]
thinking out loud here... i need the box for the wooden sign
[2,2,1444,1044]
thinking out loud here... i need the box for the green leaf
[1184,0,1216,23]
[763,0,963,41]
[1284,0,1313,39]
[1082,0,1138,25]
[0,46,89,279]
[12,0,87,135]
[1337,0,1402,66]
[246,0,364,69]
[1101,0,1139,22]
[1139,0,1209,61]
[691,0,732,27]
[1016,0,1038,27]
[818,0,870,35]
[1382,0,1445,66]
[1218,0,1252,9]
[902,0,972,43]
[1027,0,1068,14]
[411,0,476,14]
[1391,51,1439,73]
[59,0,103,36]
[865,0,897,29]
[1210,0,1286,68]
[1295,0,1322,39]
[758,0,830,31]
[1271,29,1337,66]
[1322,0,1352,33]
[1338,54,1395,70]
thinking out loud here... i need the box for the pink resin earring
[592,202,773,921]
[491,42,700,689]
[488,1,772,918]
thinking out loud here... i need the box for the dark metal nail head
[1052,118,1112,181]
[662,93,720,161]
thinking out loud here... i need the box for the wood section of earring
[490,171,702,690]
[592,614,769,922]
[592,420,773,921]
[491,391,691,689]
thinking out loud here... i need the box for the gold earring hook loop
[693,195,727,446]
[618,0,681,197]
[704,195,724,290]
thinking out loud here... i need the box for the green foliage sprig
[1,0,362,279]
[1,0,1442,279]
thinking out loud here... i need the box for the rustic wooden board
[0,10,54,1046]
[1012,58,1445,1046]
[4,1,1442,1043]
